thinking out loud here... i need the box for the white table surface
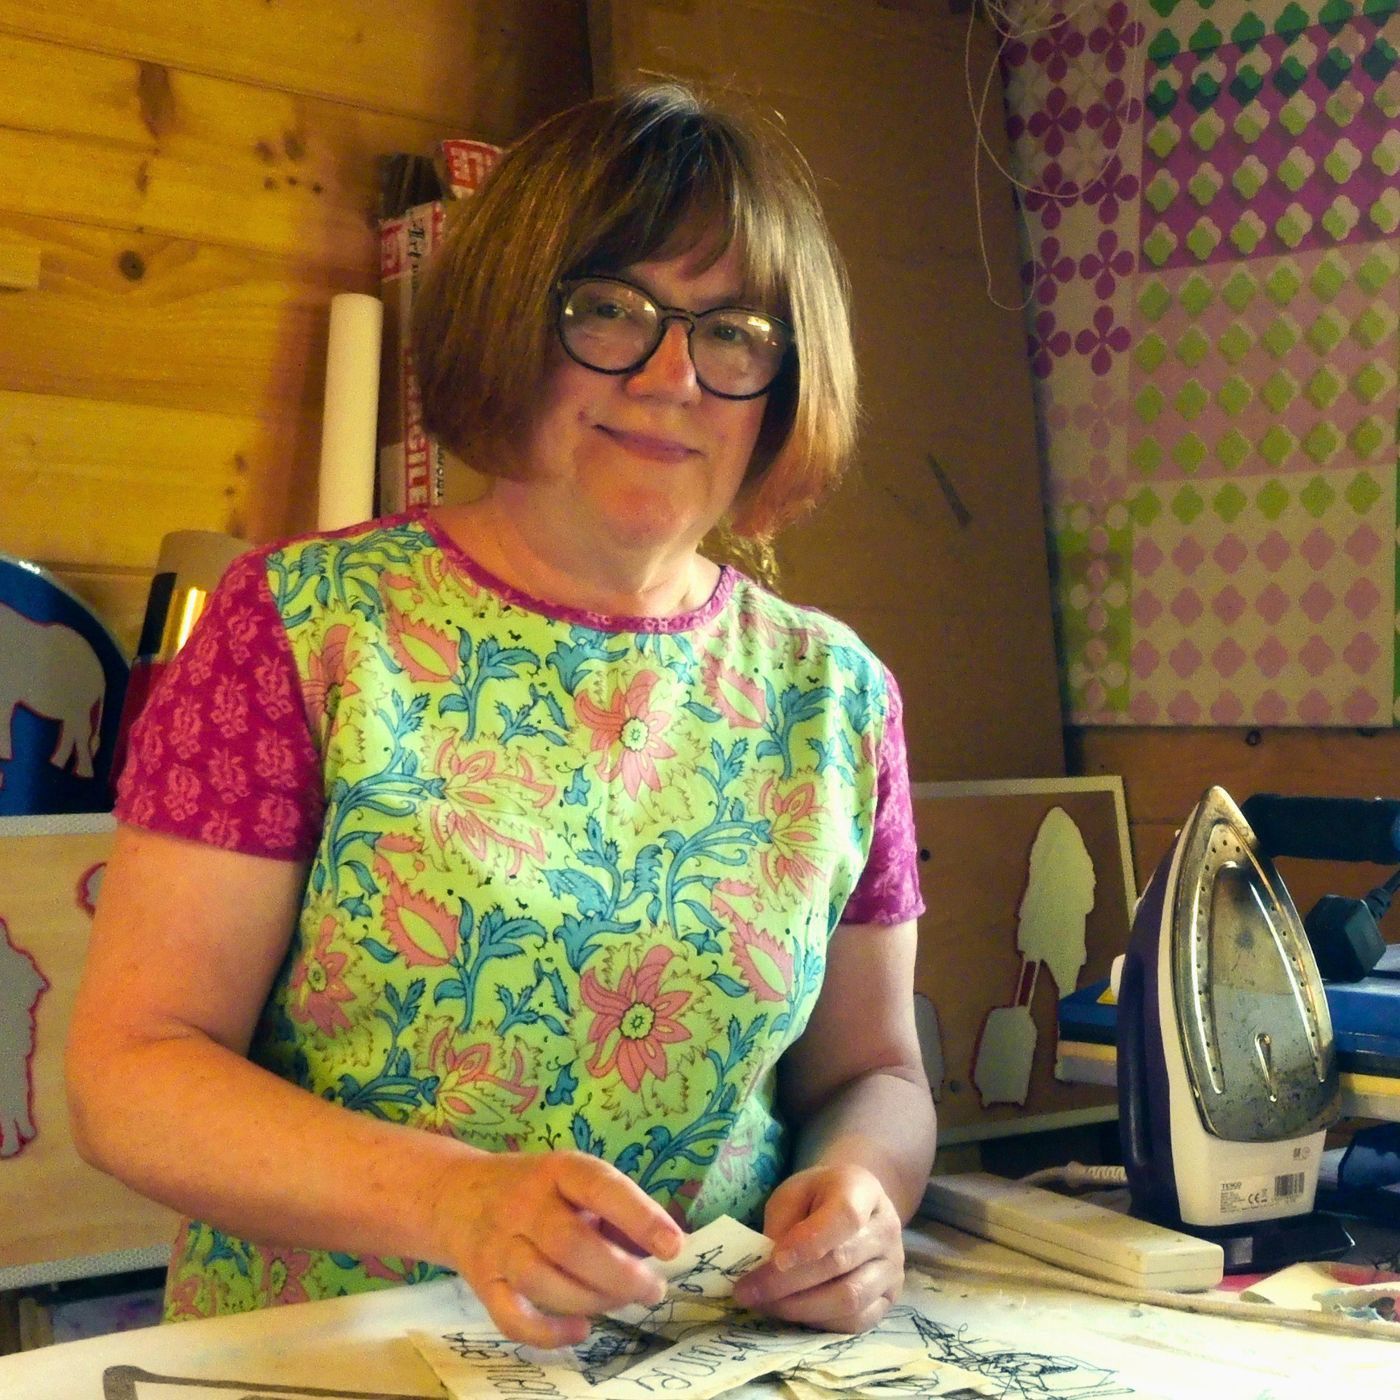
[0,1276,464,1399]
[3,1224,1398,1400]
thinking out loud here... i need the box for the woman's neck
[431,494,720,620]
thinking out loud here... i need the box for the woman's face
[516,240,769,558]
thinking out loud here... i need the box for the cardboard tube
[318,292,383,531]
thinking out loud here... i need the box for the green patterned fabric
[162,517,898,1318]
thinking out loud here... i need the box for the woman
[67,82,935,1347]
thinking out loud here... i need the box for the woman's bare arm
[67,824,681,1344]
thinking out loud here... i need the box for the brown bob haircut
[412,82,858,541]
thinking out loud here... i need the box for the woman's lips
[600,426,696,463]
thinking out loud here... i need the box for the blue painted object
[1062,943,1400,1079]
[0,555,129,815]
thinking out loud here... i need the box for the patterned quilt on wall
[1003,0,1400,725]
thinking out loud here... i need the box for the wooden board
[0,212,367,420]
[0,0,589,128]
[0,816,177,1277]
[1071,725,1400,939]
[0,388,317,570]
[909,780,1130,1143]
[600,0,1066,783]
[0,31,460,265]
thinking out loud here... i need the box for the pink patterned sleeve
[114,552,324,859]
[840,669,925,926]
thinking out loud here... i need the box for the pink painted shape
[1345,523,1383,566]
[1212,637,1248,677]
[1299,634,1337,677]
[1344,632,1382,673]
[1169,638,1204,677]
[1212,584,1248,623]
[1170,587,1204,626]
[1211,691,1245,724]
[1299,580,1337,624]
[1257,531,1292,572]
[1255,635,1290,678]
[1256,582,1291,626]
[1212,535,1249,574]
[1298,689,1336,724]
[1300,527,1337,571]
[1344,688,1382,724]
[0,917,49,1158]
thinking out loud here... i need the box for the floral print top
[116,512,923,1319]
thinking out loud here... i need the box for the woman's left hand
[730,1163,903,1332]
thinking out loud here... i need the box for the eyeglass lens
[558,279,789,399]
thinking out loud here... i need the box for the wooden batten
[0,0,589,129]
[602,0,1066,783]
[0,4,591,634]
[1072,725,1400,924]
[0,821,177,1277]
[0,212,360,420]
[0,32,459,267]
[0,388,317,570]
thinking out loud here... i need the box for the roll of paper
[317,292,383,531]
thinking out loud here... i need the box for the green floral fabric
[133,516,914,1319]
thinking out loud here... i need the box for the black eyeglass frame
[554,275,794,401]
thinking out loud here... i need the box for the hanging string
[964,0,1149,311]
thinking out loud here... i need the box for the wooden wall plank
[1070,726,1400,822]
[0,32,458,263]
[603,0,1066,782]
[0,0,590,129]
[1071,725,1400,937]
[0,823,178,1274]
[0,212,356,419]
[50,568,153,659]
[0,389,317,570]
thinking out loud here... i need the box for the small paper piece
[609,1214,773,1332]
[1241,1262,1347,1309]
[1243,1259,1400,1313]
[410,1314,833,1400]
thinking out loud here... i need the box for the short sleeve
[840,668,925,925]
[114,552,324,859]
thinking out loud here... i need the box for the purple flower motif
[1022,235,1077,307]
[1027,88,1085,159]
[1031,14,1087,84]
[1079,229,1135,299]
[1087,1,1144,75]
[1020,161,1082,231]
[1074,304,1131,376]
[1081,155,1139,226]
[1084,77,1142,154]
[1001,36,1031,72]
[1070,377,1123,451]
[1029,308,1073,379]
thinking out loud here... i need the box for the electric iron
[1118,786,1349,1271]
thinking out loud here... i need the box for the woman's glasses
[556,276,792,400]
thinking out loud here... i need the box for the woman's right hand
[433,1149,685,1347]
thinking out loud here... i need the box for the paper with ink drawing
[609,1214,772,1332]
[903,1268,1396,1400]
[411,1313,834,1399]
[410,1215,1149,1400]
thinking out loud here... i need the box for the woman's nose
[625,321,701,402]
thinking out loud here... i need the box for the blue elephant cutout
[0,556,129,815]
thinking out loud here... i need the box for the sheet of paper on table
[413,1216,1400,1400]
[412,1216,1081,1400]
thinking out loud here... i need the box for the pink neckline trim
[414,511,737,634]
